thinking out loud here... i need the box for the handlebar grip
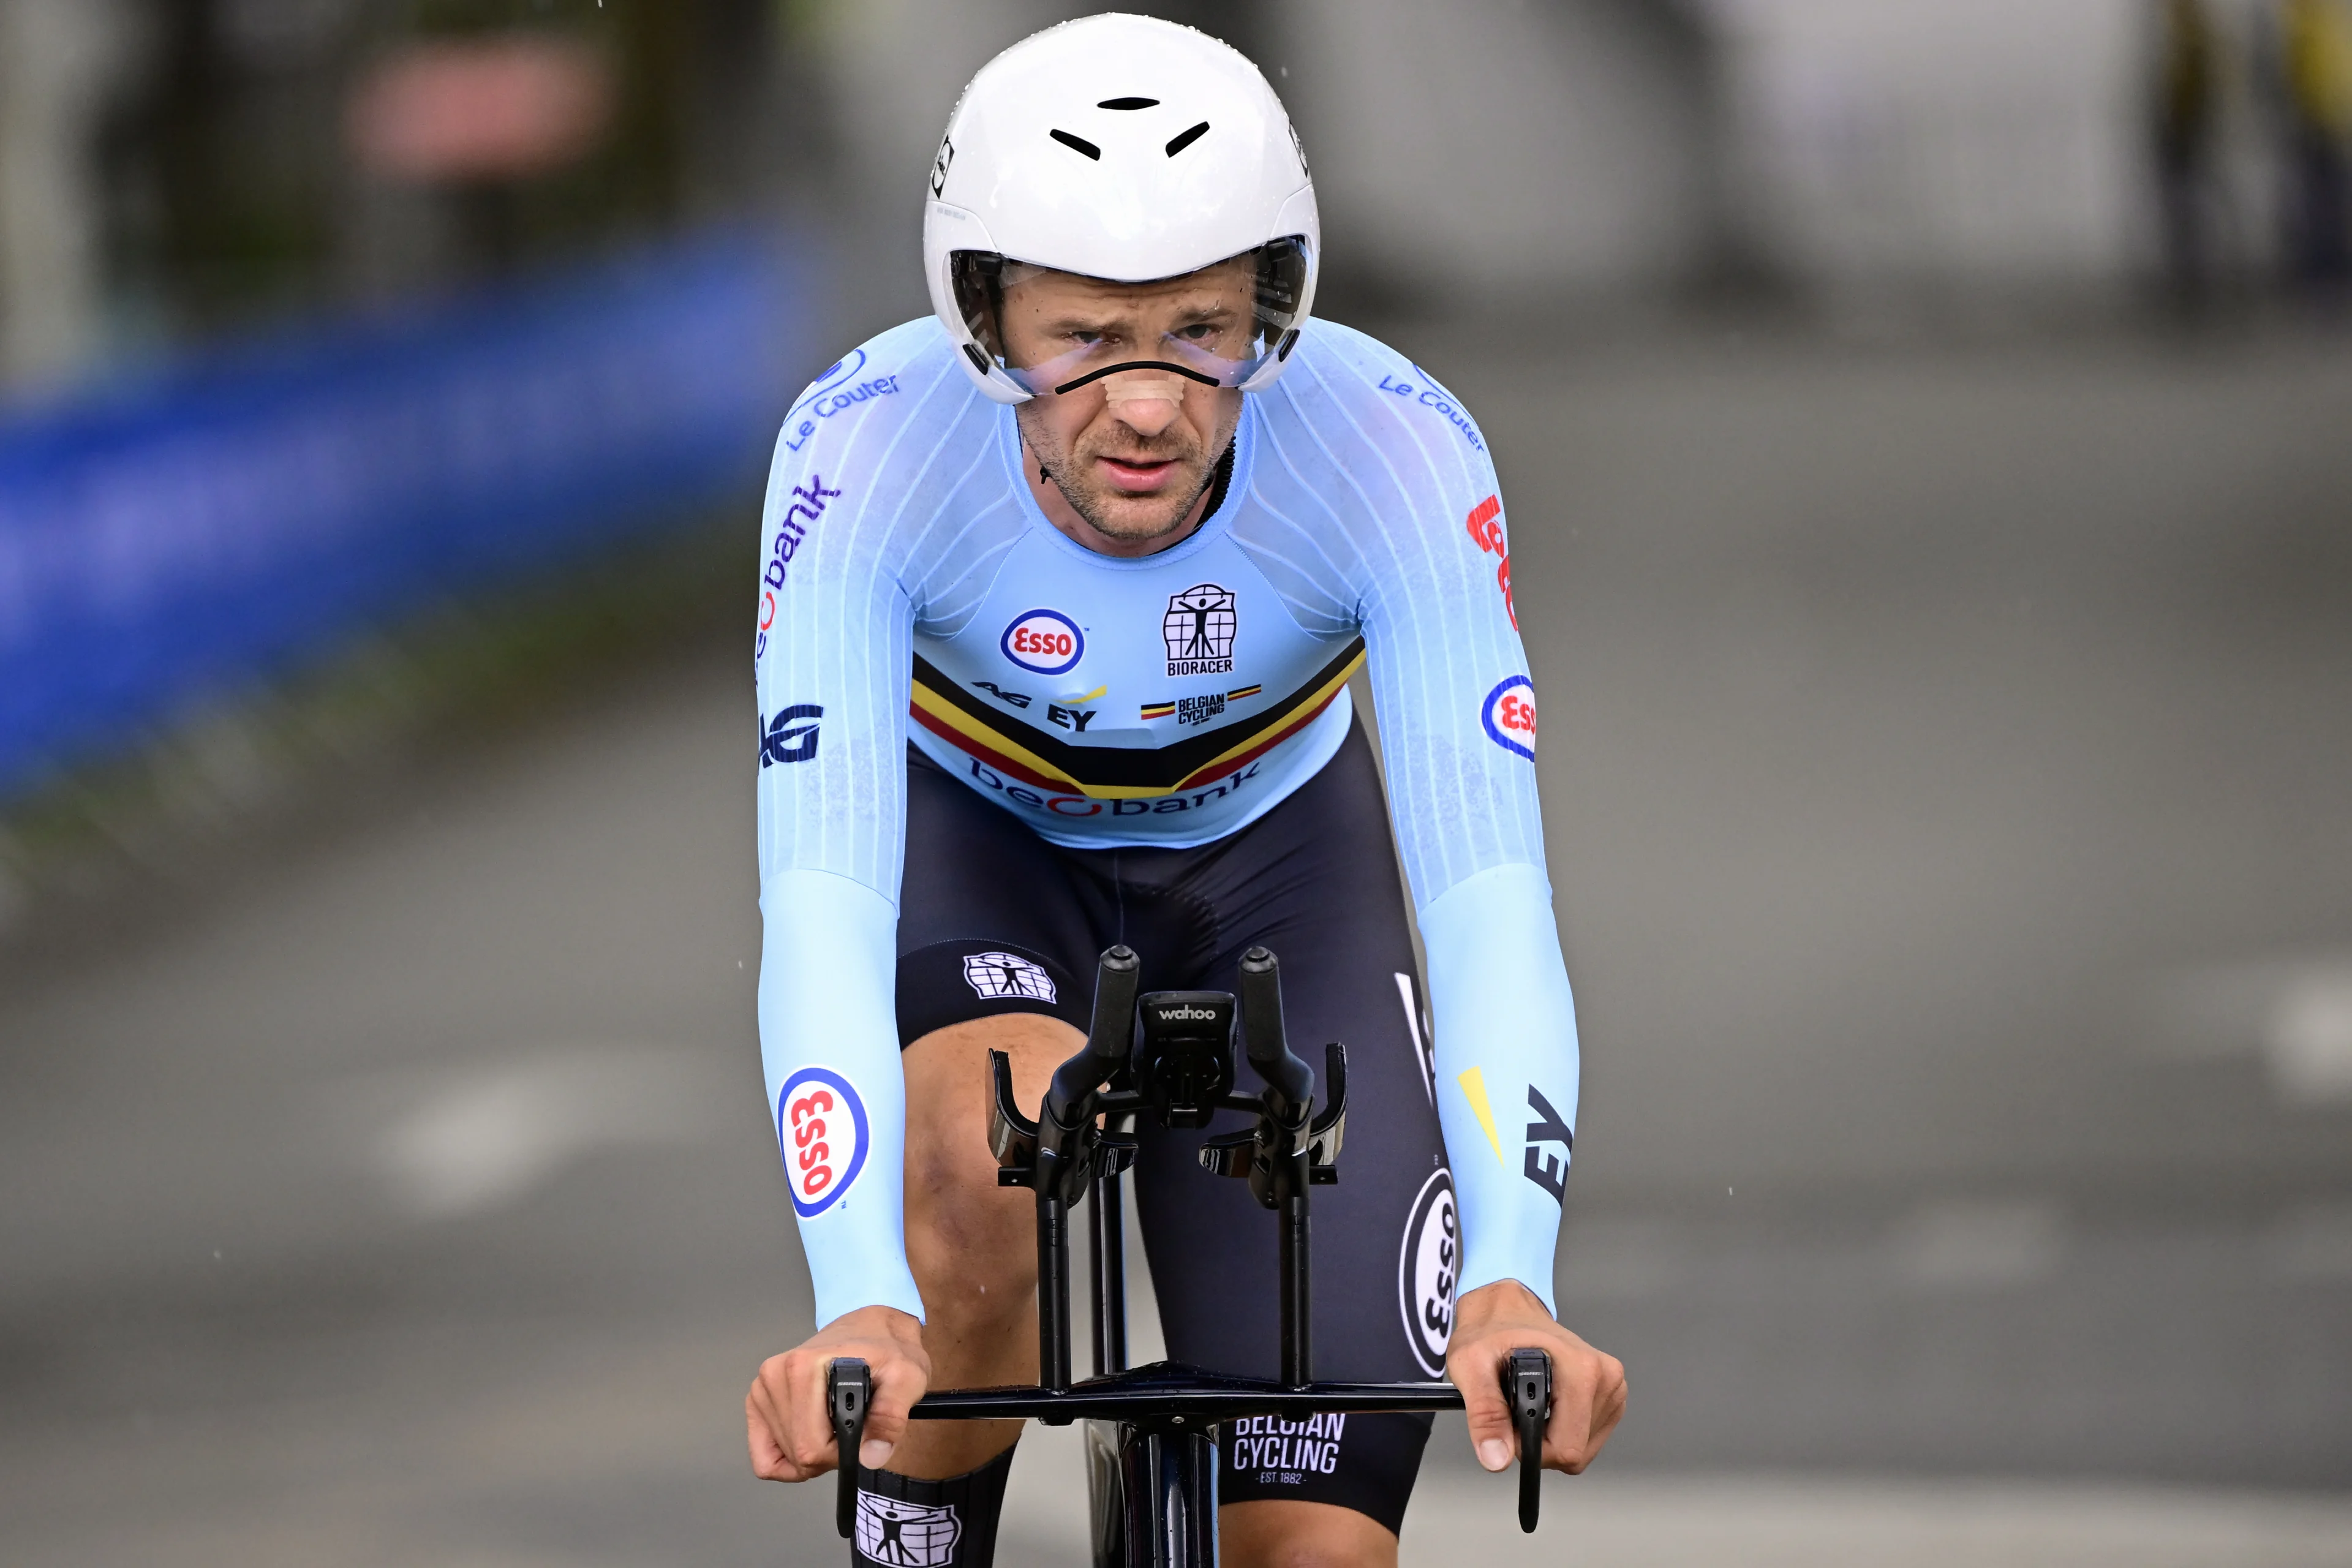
[828,1358,870,1539]
[1505,1347,1551,1534]
[1085,945,1141,1060]
[1237,946,1314,1115]
[1044,947,1141,1134]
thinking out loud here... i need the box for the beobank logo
[1480,675,1537,761]
[1001,609,1085,676]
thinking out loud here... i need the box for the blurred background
[2,1,2349,1564]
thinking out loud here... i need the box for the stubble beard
[1018,403,1239,546]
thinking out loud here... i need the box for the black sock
[850,1444,1016,1567]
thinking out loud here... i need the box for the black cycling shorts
[896,717,1460,1536]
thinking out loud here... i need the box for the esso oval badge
[1481,675,1537,760]
[1001,609,1085,676]
[1398,1170,1460,1376]
[777,1066,870,1218]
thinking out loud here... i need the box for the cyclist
[745,16,1625,1566]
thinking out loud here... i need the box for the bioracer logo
[1162,583,1237,676]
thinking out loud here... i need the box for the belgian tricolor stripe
[912,639,1364,800]
[1139,701,1176,720]
[1226,684,1262,700]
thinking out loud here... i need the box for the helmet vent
[1164,122,1211,157]
[1049,129,1102,160]
[1098,97,1159,110]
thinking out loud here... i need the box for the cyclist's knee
[900,1012,1079,1303]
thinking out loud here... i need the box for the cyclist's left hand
[1446,1278,1626,1474]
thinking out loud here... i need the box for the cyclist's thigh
[896,745,1099,1044]
[1130,720,1455,1532]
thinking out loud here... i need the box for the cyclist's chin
[1072,477,1204,542]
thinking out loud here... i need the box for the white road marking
[372,1046,720,1219]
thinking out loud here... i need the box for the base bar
[911,1361,1464,1424]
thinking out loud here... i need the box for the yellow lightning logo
[1457,1067,1506,1167]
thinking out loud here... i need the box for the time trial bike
[825,943,1555,1566]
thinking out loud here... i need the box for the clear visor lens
[951,238,1308,398]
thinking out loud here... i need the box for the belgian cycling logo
[963,951,1057,1004]
[1231,1414,1347,1480]
[1001,608,1085,676]
[855,1493,961,1566]
[1398,1169,1459,1377]
[1163,583,1237,677]
[1480,676,1537,761]
[777,1066,869,1219]
[760,704,822,766]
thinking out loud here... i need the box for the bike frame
[827,944,1551,1566]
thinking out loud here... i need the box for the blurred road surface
[4,328,2350,1562]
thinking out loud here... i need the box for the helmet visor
[951,238,1309,398]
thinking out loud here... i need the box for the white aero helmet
[924,13,1319,405]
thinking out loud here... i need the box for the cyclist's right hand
[746,1304,929,1481]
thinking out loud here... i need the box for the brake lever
[828,1357,870,1539]
[1504,1347,1551,1533]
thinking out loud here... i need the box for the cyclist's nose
[1104,373,1186,437]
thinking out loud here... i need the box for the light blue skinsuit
[753,316,1580,1331]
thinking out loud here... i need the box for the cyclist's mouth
[1097,454,1182,492]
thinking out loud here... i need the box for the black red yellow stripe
[911,639,1365,799]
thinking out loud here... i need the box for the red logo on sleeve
[1463,494,1515,629]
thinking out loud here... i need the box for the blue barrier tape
[0,229,805,798]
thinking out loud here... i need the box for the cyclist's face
[1002,261,1250,546]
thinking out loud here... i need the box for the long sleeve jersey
[754,317,1580,1329]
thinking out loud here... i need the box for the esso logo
[1398,1170,1459,1376]
[1480,675,1537,761]
[777,1066,870,1218]
[1000,609,1085,676]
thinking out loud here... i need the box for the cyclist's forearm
[1419,862,1580,1319]
[758,867,924,1327]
